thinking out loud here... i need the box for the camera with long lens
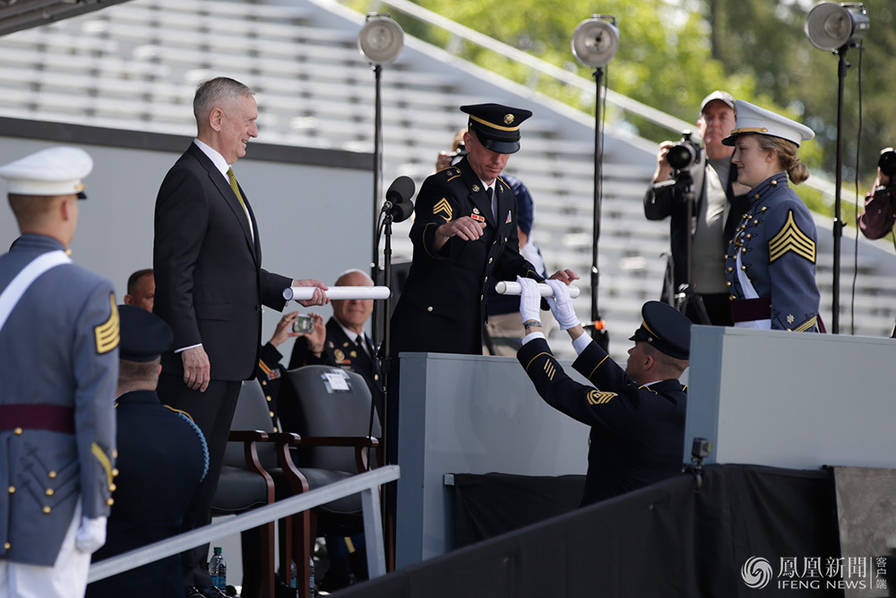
[666,131,702,171]
[878,147,896,179]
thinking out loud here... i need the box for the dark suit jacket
[153,143,291,381]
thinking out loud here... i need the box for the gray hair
[192,77,254,124]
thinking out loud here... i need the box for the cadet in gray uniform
[721,100,820,331]
[0,147,119,597]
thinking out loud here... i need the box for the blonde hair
[756,135,809,185]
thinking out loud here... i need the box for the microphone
[383,176,415,223]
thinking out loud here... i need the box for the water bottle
[308,556,316,597]
[208,546,226,589]
[288,559,298,589]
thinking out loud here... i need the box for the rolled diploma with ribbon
[494,281,581,298]
[282,285,392,301]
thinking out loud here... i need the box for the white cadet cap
[699,90,735,113]
[0,146,93,198]
[722,100,815,147]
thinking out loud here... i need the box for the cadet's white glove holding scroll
[75,515,107,553]
[517,276,542,325]
[545,279,579,330]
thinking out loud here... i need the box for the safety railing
[88,465,400,583]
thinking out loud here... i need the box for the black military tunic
[518,338,687,505]
[391,157,542,355]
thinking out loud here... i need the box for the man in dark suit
[87,305,208,598]
[390,103,576,356]
[516,278,690,506]
[153,76,327,595]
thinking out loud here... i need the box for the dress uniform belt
[0,404,75,434]
[730,297,771,323]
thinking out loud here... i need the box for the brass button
[272,427,278,432]
[13,428,22,435]
[480,294,484,301]
[761,206,768,211]
[113,449,118,459]
[7,486,14,494]
[110,483,117,492]
[771,179,778,186]
[42,506,51,514]
[4,542,9,550]
[753,219,759,225]
[723,254,728,259]
[726,281,732,287]
[48,471,57,479]
[741,248,747,253]
[374,374,379,381]
[45,488,54,497]
[269,410,275,418]
[754,193,760,199]
[266,396,271,402]
[426,306,433,312]
[107,498,114,506]
[488,257,493,264]
[730,295,737,300]
[746,233,752,239]
[112,469,119,477]
[261,380,267,386]
[727,267,733,272]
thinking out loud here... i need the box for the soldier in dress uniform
[0,147,119,597]
[86,305,208,598]
[721,100,820,331]
[390,103,577,356]
[515,278,690,506]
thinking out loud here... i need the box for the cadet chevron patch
[586,390,617,405]
[543,359,556,381]
[433,198,453,222]
[94,294,120,354]
[793,315,818,332]
[768,210,816,263]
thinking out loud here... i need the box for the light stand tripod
[672,169,711,325]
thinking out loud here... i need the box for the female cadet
[722,100,821,331]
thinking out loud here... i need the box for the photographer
[643,91,750,325]
[858,148,896,241]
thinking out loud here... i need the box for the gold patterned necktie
[226,167,254,240]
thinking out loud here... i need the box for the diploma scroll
[494,281,581,298]
[282,286,392,301]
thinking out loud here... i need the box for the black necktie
[486,187,496,220]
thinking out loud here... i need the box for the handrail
[358,0,840,205]
[87,465,400,583]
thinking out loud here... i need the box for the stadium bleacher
[0,0,893,361]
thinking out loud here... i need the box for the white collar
[193,139,230,178]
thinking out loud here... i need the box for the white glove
[545,279,579,330]
[75,515,107,553]
[517,276,542,325]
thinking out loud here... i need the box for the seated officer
[87,305,208,598]
[516,278,690,505]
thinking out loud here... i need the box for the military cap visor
[628,301,691,360]
[118,304,174,362]
[461,103,532,154]
[0,146,93,199]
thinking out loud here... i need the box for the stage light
[358,13,404,65]
[571,16,619,68]
[805,2,869,52]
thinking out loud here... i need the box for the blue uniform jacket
[725,172,820,331]
[0,234,118,566]
[518,337,686,505]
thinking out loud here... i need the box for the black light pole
[571,15,619,350]
[804,1,869,334]
[358,13,404,346]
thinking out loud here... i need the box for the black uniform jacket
[153,143,291,380]
[517,337,687,505]
[87,390,207,598]
[391,157,542,355]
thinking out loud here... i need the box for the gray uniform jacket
[725,173,821,331]
[0,234,119,566]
